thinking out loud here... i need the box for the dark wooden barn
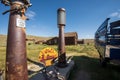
[46,32,78,45]
[65,32,78,45]
[46,37,58,45]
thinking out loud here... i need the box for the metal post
[1,0,31,80]
[57,8,67,67]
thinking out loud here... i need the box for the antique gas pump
[1,0,31,80]
[57,8,67,67]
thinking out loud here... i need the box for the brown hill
[0,34,51,46]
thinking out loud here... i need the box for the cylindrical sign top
[57,8,66,26]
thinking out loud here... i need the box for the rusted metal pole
[57,8,67,67]
[6,1,28,80]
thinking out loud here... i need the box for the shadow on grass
[69,56,120,80]
[27,58,44,67]
[27,58,45,80]
[27,56,120,80]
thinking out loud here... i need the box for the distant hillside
[0,34,51,46]
[0,34,7,42]
[26,35,51,41]
[0,34,7,47]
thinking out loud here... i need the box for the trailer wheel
[100,57,107,67]
[101,60,107,67]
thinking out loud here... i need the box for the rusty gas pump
[57,8,67,67]
[1,0,31,80]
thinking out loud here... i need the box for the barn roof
[65,32,78,37]
[47,37,58,40]
[46,32,78,41]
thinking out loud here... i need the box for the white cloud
[109,10,120,18]
[110,12,119,17]
[26,10,36,20]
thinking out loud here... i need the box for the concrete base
[29,60,74,80]
[59,60,74,80]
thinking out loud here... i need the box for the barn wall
[65,37,75,45]
[46,32,78,45]
[46,37,58,45]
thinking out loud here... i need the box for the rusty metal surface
[6,1,28,80]
[57,8,67,67]
[58,26,65,53]
[57,26,67,67]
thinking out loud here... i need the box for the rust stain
[6,1,28,80]
[15,65,23,76]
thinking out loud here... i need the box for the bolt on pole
[1,0,31,80]
[57,8,67,67]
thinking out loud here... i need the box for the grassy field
[0,35,120,80]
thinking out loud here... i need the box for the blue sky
[0,0,120,39]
